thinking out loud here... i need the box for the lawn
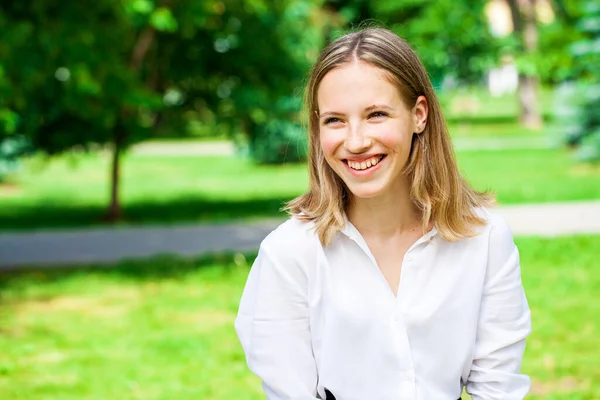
[438,86,556,124]
[1,147,599,230]
[0,235,598,399]
[442,87,557,140]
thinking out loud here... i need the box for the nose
[344,123,372,154]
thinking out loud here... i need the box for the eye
[368,111,388,119]
[324,117,342,125]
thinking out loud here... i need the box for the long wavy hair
[285,27,494,246]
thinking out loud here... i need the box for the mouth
[343,154,386,171]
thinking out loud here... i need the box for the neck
[346,178,423,239]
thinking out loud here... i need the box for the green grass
[456,149,600,204]
[0,236,599,399]
[1,147,599,230]
[439,87,557,140]
[0,152,307,229]
[0,254,261,400]
[448,121,547,139]
[438,86,556,123]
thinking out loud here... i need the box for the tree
[0,1,167,220]
[506,0,543,129]
[0,0,328,221]
[323,0,499,86]
[159,0,328,164]
[535,0,581,84]
[559,1,600,162]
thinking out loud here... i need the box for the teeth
[348,155,382,170]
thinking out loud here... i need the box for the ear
[412,95,428,134]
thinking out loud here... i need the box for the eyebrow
[319,104,394,118]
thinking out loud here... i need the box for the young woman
[235,27,531,400]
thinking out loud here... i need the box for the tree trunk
[106,128,124,222]
[508,0,543,129]
[518,75,542,128]
[507,0,522,32]
[549,0,573,24]
[105,26,156,222]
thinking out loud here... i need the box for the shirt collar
[339,213,438,244]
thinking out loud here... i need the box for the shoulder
[473,207,515,248]
[253,217,320,284]
[260,216,320,259]
[470,207,519,277]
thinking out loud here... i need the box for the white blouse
[235,210,531,400]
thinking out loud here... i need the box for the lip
[342,155,386,177]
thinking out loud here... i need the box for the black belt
[325,388,461,400]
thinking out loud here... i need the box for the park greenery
[559,2,600,162]
[1,0,599,223]
[1,3,599,399]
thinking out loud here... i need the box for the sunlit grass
[0,255,263,400]
[448,121,547,139]
[438,86,556,122]
[1,236,599,399]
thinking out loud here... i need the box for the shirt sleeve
[235,238,319,400]
[466,215,532,399]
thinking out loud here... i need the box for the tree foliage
[506,0,543,129]
[565,1,600,161]
[0,0,328,215]
[1,0,594,221]
[324,0,498,86]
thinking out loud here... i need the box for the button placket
[397,230,436,311]
[399,377,416,400]
[392,240,423,397]
[396,246,418,311]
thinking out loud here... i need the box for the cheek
[373,124,412,152]
[319,131,342,158]
[375,132,404,153]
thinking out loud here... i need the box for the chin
[345,183,388,199]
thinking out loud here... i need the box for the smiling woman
[235,27,531,400]
[316,61,427,201]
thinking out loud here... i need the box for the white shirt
[235,209,531,400]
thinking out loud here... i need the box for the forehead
[317,61,403,111]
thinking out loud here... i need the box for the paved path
[1,201,599,270]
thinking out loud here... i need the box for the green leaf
[0,109,19,135]
[582,2,600,15]
[575,129,600,163]
[131,0,154,15]
[150,7,178,32]
[577,16,600,33]
[570,38,600,56]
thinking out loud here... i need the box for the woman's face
[317,61,428,200]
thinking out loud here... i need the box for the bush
[0,135,32,181]
[249,119,308,164]
[560,1,600,162]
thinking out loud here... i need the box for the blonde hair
[286,27,494,246]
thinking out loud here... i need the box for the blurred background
[0,0,599,399]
